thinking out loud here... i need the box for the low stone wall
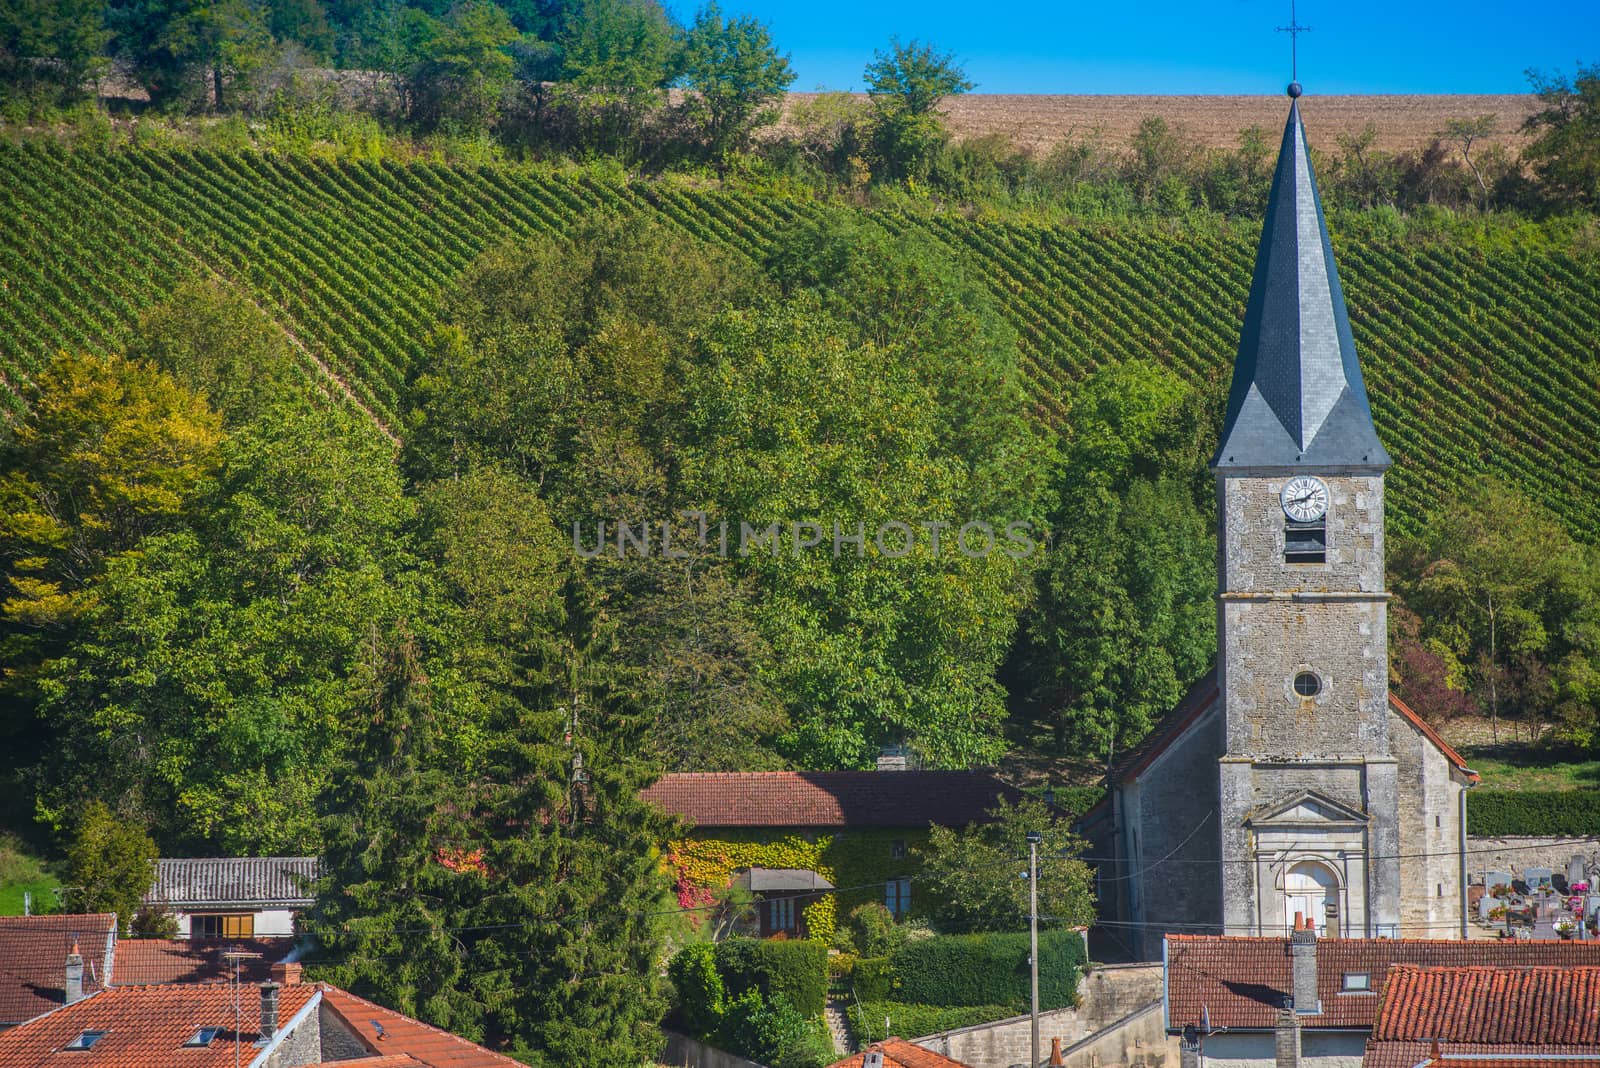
[662,1030,768,1068]
[1055,1000,1176,1068]
[912,963,1172,1068]
[1467,836,1600,885]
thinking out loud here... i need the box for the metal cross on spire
[1276,0,1312,85]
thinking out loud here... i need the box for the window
[1293,672,1321,698]
[184,1028,223,1048]
[192,913,254,938]
[64,1030,108,1050]
[1341,972,1370,992]
[768,897,796,933]
[891,839,907,859]
[1285,521,1326,563]
[885,877,911,919]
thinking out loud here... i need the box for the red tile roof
[1372,966,1600,1044]
[312,1057,428,1067]
[0,982,317,1067]
[640,771,1023,829]
[1164,936,1600,1031]
[1367,1042,1600,1068]
[0,914,118,1025]
[826,1037,974,1068]
[318,986,524,1067]
[1109,676,1478,786]
[111,939,294,986]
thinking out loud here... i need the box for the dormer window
[64,1029,109,1050]
[185,1027,224,1047]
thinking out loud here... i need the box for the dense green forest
[5,0,1600,1060]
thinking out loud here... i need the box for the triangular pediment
[1247,790,1369,827]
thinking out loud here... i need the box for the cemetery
[1471,853,1600,939]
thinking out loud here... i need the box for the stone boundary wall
[1466,836,1600,885]
[662,1030,769,1068]
[912,963,1170,1068]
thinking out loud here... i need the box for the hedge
[889,929,1085,1009]
[848,1001,1016,1043]
[852,955,895,1002]
[1468,790,1600,837]
[713,938,828,1017]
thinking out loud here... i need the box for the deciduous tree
[916,797,1095,933]
[676,3,793,165]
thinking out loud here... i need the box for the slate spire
[1212,89,1390,472]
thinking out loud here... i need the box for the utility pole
[1028,829,1042,1067]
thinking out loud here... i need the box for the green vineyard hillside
[3,141,1599,538]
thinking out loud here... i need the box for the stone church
[1083,91,1480,961]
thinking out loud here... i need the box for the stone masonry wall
[1128,710,1225,960]
[913,964,1168,1068]
[1466,837,1600,885]
[1392,710,1467,937]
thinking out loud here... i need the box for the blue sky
[666,1,1596,95]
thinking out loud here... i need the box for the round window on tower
[1293,671,1322,698]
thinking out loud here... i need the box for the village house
[0,960,520,1068]
[640,766,1023,939]
[145,856,318,939]
[1163,930,1600,1068]
[1083,85,1479,961]
[0,913,297,1031]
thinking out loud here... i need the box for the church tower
[1211,84,1399,938]
[1087,87,1476,960]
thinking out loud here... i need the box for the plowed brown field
[781,92,1538,155]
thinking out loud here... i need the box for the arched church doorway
[1284,860,1340,936]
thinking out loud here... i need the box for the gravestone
[1479,894,1499,922]
[1526,867,1555,889]
[1485,871,1513,895]
[1572,856,1589,886]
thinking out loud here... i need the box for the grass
[0,832,60,916]
[1459,745,1600,792]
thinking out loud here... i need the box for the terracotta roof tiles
[826,1037,974,1068]
[1366,1042,1600,1068]
[0,913,118,1026]
[317,986,524,1067]
[0,982,317,1067]
[111,939,295,986]
[1164,936,1600,1031]
[640,771,1022,829]
[1372,966,1600,1044]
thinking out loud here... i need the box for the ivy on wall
[666,828,932,943]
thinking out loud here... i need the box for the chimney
[1275,1005,1302,1068]
[269,961,302,986]
[1049,1035,1065,1066]
[864,1051,885,1068]
[1290,920,1318,1014]
[65,941,84,1005]
[259,981,281,1042]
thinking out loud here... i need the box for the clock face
[1281,476,1328,522]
